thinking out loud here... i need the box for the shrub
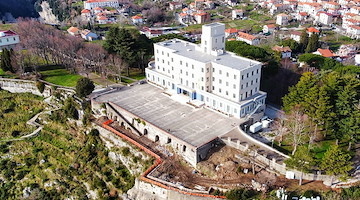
[225,188,258,200]
[121,147,131,156]
[36,81,45,93]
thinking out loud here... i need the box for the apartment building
[84,0,119,10]
[0,30,20,51]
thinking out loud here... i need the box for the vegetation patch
[40,69,82,87]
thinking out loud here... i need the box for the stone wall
[0,78,75,98]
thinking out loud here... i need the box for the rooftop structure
[84,0,119,10]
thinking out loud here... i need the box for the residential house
[93,7,103,14]
[290,31,302,42]
[81,9,91,21]
[81,29,98,41]
[132,15,143,24]
[350,6,360,15]
[272,45,292,58]
[225,28,238,38]
[236,32,260,45]
[232,9,244,20]
[194,11,210,24]
[98,16,108,24]
[307,27,320,36]
[347,25,360,39]
[336,44,357,57]
[67,27,80,36]
[313,48,336,58]
[355,54,360,66]
[296,12,308,21]
[0,30,20,51]
[276,13,289,26]
[227,0,238,7]
[169,2,182,11]
[263,24,276,34]
[323,1,340,10]
[315,12,333,25]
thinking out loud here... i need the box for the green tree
[320,145,352,185]
[0,48,13,72]
[76,77,95,98]
[104,27,136,76]
[299,30,309,53]
[280,39,299,53]
[225,188,258,200]
[298,53,324,69]
[305,33,319,53]
[285,146,314,185]
[282,72,317,112]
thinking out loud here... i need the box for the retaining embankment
[101,120,226,200]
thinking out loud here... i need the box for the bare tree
[286,107,308,155]
[272,118,288,146]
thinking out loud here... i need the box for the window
[252,71,254,76]
[251,80,253,85]
[172,75,174,79]
[234,75,236,79]
[157,58,159,61]
[162,51,164,55]
[246,82,248,87]
[233,94,236,98]
[222,37,224,43]
[240,94,243,100]
[167,53,169,57]
[255,87,258,92]
[220,103,222,107]
[13,38,16,41]
[207,77,209,82]
[226,72,229,77]
[191,74,194,78]
[226,82,229,86]
[247,73,249,78]
[192,82,194,88]
[163,67,165,71]
[180,61,182,65]
[205,40,207,45]
[171,58,174,62]
[201,77,204,81]
[168,61,170,65]
[219,79,222,84]
[172,66,174,70]
[215,38,218,43]
[234,108,237,113]
[245,92,248,97]
[226,91,228,95]
[156,49,159,53]
[212,77,215,81]
[201,68,204,72]
[219,88,222,93]
[256,78,258,83]
[186,71,188,76]
[186,80,188,86]
[162,59,164,63]
[241,75,244,80]
[180,69,182,74]
[212,86,215,90]
[206,68,209,73]
[186,63,188,67]
[192,65,194,69]
[212,68,215,72]
[257,69,259,74]
[202,86,204,90]
[219,70,222,75]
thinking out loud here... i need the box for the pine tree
[299,30,309,53]
[320,145,352,185]
[305,33,319,53]
[0,48,13,73]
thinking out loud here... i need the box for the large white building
[84,0,119,10]
[0,30,20,51]
[145,23,266,119]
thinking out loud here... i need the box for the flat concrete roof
[93,83,243,148]
[156,39,262,71]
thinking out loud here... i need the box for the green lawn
[40,69,82,87]
[0,23,15,30]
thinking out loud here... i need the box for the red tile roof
[132,15,143,19]
[81,9,91,13]
[237,32,257,41]
[225,28,238,33]
[67,27,79,34]
[272,45,292,52]
[349,25,360,30]
[317,48,335,57]
[0,30,18,37]
[307,27,320,33]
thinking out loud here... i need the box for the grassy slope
[40,69,82,87]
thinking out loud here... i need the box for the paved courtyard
[94,83,245,147]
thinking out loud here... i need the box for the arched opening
[127,127,132,133]
[114,116,118,121]
[144,129,148,135]
[183,145,187,152]
[132,118,134,125]
[167,137,171,144]
[154,135,159,142]
[120,122,125,127]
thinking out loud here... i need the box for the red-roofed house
[313,48,336,57]
[81,9,91,21]
[67,26,80,36]
[93,7,103,14]
[225,28,238,38]
[0,30,20,51]
[84,0,119,10]
[194,12,210,24]
[276,13,289,26]
[307,27,320,36]
[236,32,260,45]
[132,15,143,24]
[98,16,108,24]
[232,9,244,20]
[263,24,276,34]
[296,12,308,21]
[347,25,360,39]
[272,45,292,58]
[316,12,333,25]
[290,31,302,42]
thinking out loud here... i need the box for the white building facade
[84,0,119,10]
[145,23,266,119]
[0,30,20,51]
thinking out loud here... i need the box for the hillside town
[0,0,359,199]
